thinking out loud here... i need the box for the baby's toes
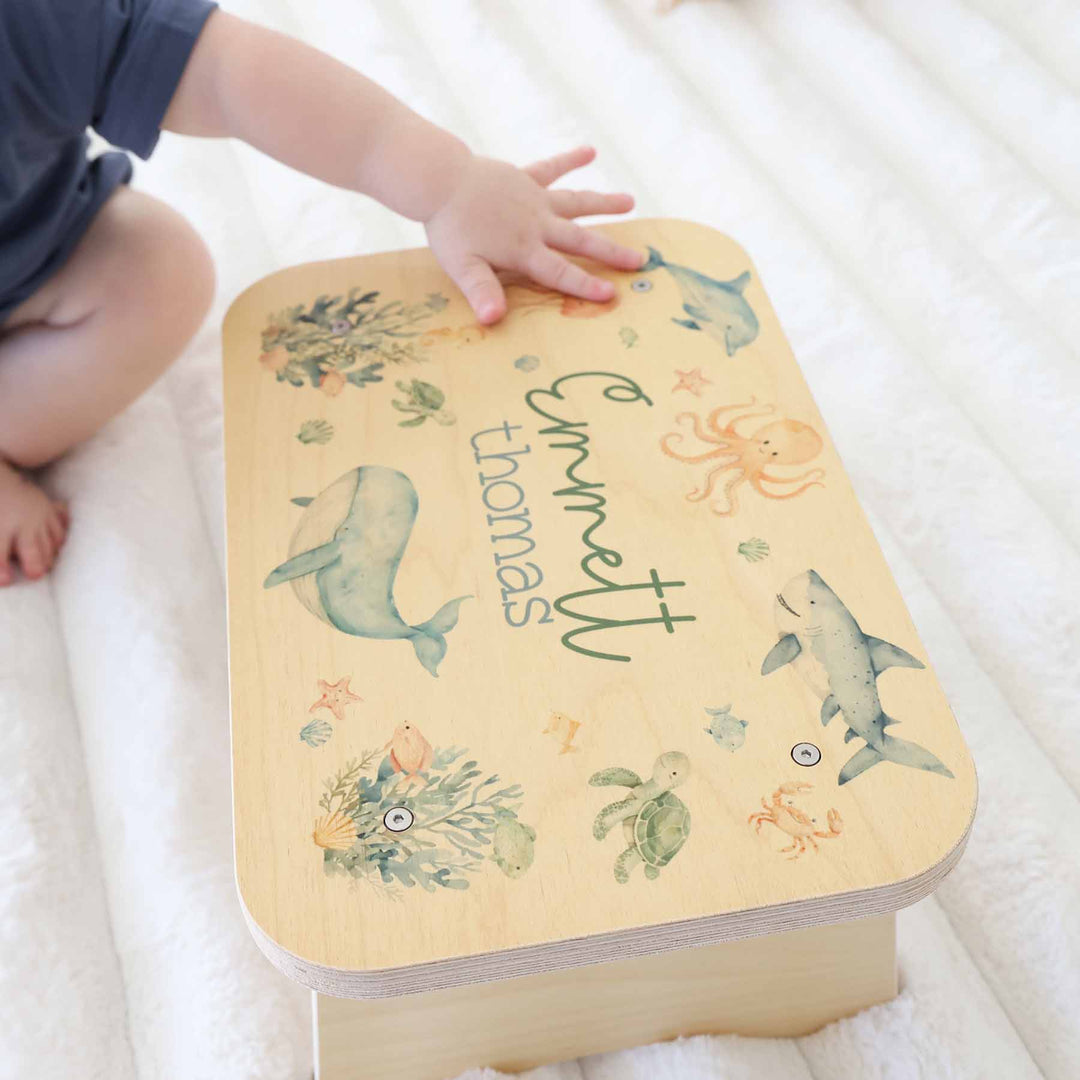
[16,528,49,580]
[45,504,68,550]
[0,535,15,587]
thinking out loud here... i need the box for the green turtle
[392,379,455,427]
[491,814,536,879]
[589,751,691,883]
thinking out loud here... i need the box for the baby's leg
[0,186,214,583]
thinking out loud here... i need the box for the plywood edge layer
[240,804,970,999]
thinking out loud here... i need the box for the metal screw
[383,806,414,832]
[791,742,821,767]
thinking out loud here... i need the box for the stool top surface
[224,219,975,995]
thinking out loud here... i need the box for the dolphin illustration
[761,570,953,785]
[263,466,469,676]
[639,246,759,356]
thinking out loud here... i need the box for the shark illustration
[640,246,759,356]
[761,570,953,785]
[264,466,469,676]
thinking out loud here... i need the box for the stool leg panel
[315,915,897,1079]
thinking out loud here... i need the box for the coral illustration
[258,288,448,393]
[315,744,533,893]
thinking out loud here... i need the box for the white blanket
[3,1,1078,1077]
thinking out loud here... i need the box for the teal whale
[264,466,469,676]
[762,570,953,785]
[640,247,759,356]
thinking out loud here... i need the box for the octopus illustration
[660,398,825,516]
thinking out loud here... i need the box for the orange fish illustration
[383,721,434,789]
[418,324,490,348]
[500,272,621,319]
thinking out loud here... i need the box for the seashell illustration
[514,354,540,372]
[737,537,770,562]
[312,810,357,851]
[297,419,334,445]
[619,326,639,348]
[299,717,333,748]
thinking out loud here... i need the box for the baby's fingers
[545,219,645,272]
[526,246,615,302]
[524,145,596,188]
[549,189,634,220]
[448,254,506,324]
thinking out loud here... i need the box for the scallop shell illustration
[313,810,357,851]
[299,717,333,748]
[737,537,770,563]
[297,419,334,445]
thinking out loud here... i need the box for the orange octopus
[660,398,825,516]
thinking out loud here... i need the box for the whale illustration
[761,570,953,785]
[264,466,469,676]
[640,246,759,356]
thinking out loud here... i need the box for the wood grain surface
[223,219,975,995]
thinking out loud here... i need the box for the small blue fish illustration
[639,247,759,356]
[264,466,470,677]
[704,704,748,752]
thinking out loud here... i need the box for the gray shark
[264,466,469,676]
[639,246,759,356]
[761,570,953,785]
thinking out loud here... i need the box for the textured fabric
[0,0,217,319]
[1,1,1078,1078]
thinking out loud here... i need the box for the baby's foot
[0,460,68,585]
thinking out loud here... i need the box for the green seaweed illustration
[258,288,449,394]
[314,742,533,893]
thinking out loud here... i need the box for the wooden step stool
[223,219,976,1079]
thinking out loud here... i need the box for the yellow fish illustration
[542,712,582,755]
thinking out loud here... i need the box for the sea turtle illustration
[589,751,691,883]
[392,379,455,427]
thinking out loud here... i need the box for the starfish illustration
[309,677,363,722]
[672,367,712,396]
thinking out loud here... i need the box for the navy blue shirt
[0,0,217,320]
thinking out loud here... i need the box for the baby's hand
[423,146,644,324]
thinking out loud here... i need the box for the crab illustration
[392,379,455,427]
[748,781,843,860]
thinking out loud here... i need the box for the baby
[0,1,643,585]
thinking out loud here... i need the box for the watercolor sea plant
[590,752,691,883]
[258,288,449,395]
[314,742,533,892]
